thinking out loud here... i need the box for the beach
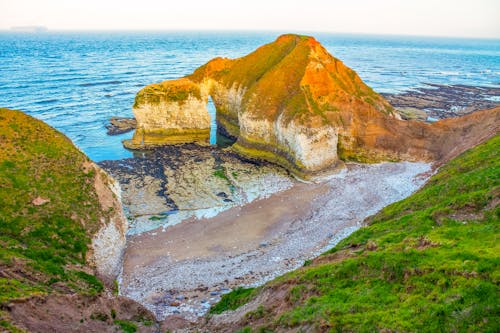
[118,161,432,320]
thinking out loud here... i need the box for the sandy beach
[120,161,432,320]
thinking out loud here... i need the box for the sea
[0,31,499,161]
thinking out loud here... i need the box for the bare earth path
[120,161,432,320]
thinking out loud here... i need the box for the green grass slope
[0,108,105,302]
[211,135,500,332]
[0,108,154,332]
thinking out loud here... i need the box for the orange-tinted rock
[125,34,499,177]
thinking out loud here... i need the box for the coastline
[99,82,499,322]
[119,161,432,320]
[1,27,498,332]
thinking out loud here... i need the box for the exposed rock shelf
[383,84,500,121]
[99,144,293,235]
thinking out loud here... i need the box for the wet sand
[120,161,432,320]
[125,182,327,266]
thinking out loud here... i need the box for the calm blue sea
[0,31,499,161]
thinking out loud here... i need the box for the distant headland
[10,26,48,33]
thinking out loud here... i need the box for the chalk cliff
[125,34,499,177]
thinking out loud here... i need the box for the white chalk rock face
[133,95,210,131]
[235,112,339,173]
[89,166,128,281]
[124,78,211,148]
[276,118,339,171]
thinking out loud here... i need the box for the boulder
[106,116,137,135]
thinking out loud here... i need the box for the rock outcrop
[106,116,137,135]
[125,34,499,177]
[87,164,128,281]
[128,78,211,145]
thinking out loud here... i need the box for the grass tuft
[209,287,256,314]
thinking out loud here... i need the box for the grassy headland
[0,108,104,302]
[0,108,154,332]
[211,135,499,332]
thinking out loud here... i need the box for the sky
[0,0,499,38]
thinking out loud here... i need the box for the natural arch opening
[207,96,217,145]
[207,95,237,148]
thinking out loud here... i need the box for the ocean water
[0,31,499,161]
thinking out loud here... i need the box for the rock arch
[124,34,499,178]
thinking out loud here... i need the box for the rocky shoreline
[99,144,293,235]
[99,83,498,323]
[119,161,432,320]
[99,141,435,321]
[383,83,499,120]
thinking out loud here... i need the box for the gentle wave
[78,80,124,87]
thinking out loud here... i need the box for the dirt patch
[5,293,157,333]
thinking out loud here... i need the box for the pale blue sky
[1,0,499,38]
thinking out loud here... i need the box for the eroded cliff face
[125,78,211,148]
[87,164,128,282]
[125,34,499,177]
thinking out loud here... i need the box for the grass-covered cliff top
[137,34,394,125]
[211,34,395,123]
[210,135,500,332]
[0,108,155,332]
[133,78,202,108]
[0,108,106,302]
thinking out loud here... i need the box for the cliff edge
[125,34,499,177]
[0,108,155,332]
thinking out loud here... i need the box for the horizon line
[1,28,499,41]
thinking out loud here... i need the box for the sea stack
[125,34,499,177]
